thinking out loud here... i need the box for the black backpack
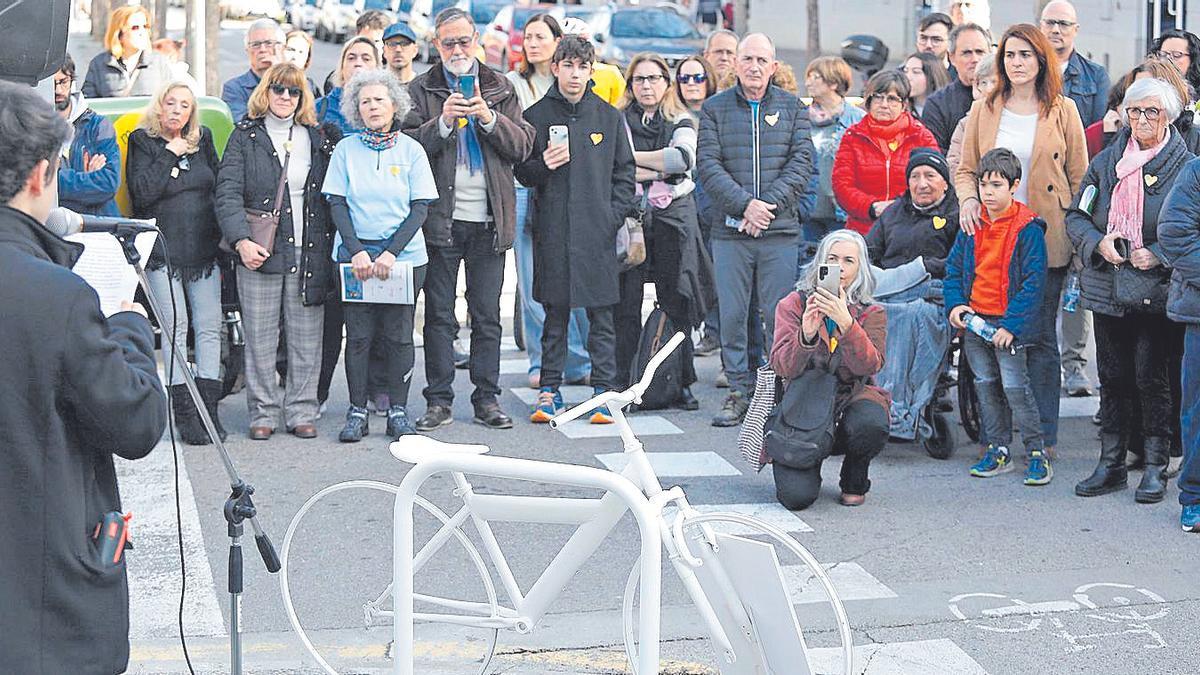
[629,305,684,410]
[763,355,841,471]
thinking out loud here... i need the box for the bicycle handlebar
[549,332,687,429]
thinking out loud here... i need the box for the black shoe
[416,404,454,431]
[171,384,211,445]
[196,378,228,442]
[695,333,721,357]
[1075,433,1128,497]
[1135,437,1170,504]
[674,386,699,411]
[711,391,748,427]
[339,406,369,443]
[387,406,417,439]
[473,401,514,429]
[453,338,469,369]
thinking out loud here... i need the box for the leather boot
[171,384,211,445]
[196,378,228,442]
[1075,433,1127,497]
[1135,437,1169,504]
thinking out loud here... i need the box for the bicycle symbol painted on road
[948,582,1169,652]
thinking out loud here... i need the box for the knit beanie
[906,146,951,184]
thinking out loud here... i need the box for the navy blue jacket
[221,69,260,122]
[1061,51,1111,129]
[944,214,1049,342]
[1158,157,1200,324]
[57,95,121,217]
[921,79,972,154]
[697,84,815,240]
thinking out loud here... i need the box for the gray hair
[737,32,776,59]
[435,7,474,32]
[1121,77,1184,125]
[974,53,996,81]
[797,230,877,305]
[341,69,412,130]
[245,18,285,47]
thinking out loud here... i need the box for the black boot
[171,384,211,446]
[1075,433,1127,497]
[674,387,699,411]
[1135,437,1170,504]
[196,378,228,442]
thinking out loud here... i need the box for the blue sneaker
[970,445,1014,477]
[588,387,614,424]
[1183,505,1200,533]
[529,387,563,424]
[1023,450,1053,486]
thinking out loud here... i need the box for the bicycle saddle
[389,435,490,464]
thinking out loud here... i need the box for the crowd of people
[54,1,1200,532]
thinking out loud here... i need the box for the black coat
[865,190,960,278]
[126,127,222,280]
[515,85,636,308]
[921,79,973,154]
[1066,127,1192,317]
[0,205,166,673]
[215,117,340,305]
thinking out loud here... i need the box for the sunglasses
[269,83,302,98]
[677,72,707,84]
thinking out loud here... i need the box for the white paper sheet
[66,231,159,317]
[340,262,415,304]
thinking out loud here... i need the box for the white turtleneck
[264,112,312,245]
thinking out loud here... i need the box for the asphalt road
[61,10,1200,675]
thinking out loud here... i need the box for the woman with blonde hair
[316,36,380,134]
[216,63,341,440]
[613,52,713,408]
[82,4,174,98]
[127,80,224,444]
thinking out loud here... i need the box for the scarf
[359,126,400,152]
[1108,132,1169,249]
[861,112,912,157]
[623,103,685,209]
[446,69,485,176]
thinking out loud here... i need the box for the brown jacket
[954,96,1088,268]
[404,65,535,252]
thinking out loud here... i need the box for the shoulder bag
[220,125,292,255]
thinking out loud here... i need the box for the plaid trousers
[236,262,324,429]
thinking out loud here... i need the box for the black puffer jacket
[215,117,340,305]
[696,83,814,240]
[1066,126,1192,317]
[865,190,960,278]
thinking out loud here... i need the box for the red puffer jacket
[832,112,938,235]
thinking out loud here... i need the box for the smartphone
[817,263,841,295]
[458,73,476,99]
[548,124,569,148]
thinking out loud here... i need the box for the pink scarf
[1108,133,1169,248]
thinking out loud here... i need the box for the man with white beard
[403,7,535,432]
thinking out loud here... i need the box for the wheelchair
[920,331,981,459]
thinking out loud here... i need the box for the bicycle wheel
[621,512,854,675]
[279,481,500,675]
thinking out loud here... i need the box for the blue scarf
[445,67,485,176]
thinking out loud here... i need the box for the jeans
[514,185,590,381]
[1179,324,1200,507]
[1030,265,1067,447]
[422,220,504,407]
[343,266,426,409]
[543,304,616,392]
[1093,312,1180,440]
[146,265,222,384]
[772,399,889,510]
[712,235,800,394]
[701,230,764,362]
[964,329,1044,454]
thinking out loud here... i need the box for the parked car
[221,0,286,20]
[286,0,321,31]
[597,6,702,69]
[481,3,564,71]
[316,0,396,42]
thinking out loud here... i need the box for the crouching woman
[768,230,890,509]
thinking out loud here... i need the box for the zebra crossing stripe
[784,562,899,605]
[596,450,739,476]
[806,638,988,674]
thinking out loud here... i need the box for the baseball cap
[383,22,417,44]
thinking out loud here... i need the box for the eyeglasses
[1125,106,1163,121]
[1157,49,1189,61]
[1040,18,1077,29]
[249,40,281,51]
[677,72,707,84]
[871,94,906,106]
[269,84,302,98]
[439,36,474,51]
[53,77,72,89]
[632,74,665,86]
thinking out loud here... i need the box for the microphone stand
[109,224,278,675]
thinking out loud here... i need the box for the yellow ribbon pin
[1145,174,1158,187]
[887,139,899,151]
[590,132,604,145]
[933,216,947,230]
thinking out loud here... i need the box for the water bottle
[1062,272,1081,313]
[964,312,998,341]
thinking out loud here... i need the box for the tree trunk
[185,0,196,69]
[153,0,169,39]
[807,0,820,56]
[206,0,221,96]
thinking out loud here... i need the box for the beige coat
[954,95,1088,267]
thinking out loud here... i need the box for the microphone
[44,206,83,237]
[44,208,158,236]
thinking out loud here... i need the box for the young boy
[944,148,1051,485]
[514,36,636,424]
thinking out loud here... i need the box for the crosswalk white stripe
[806,638,988,674]
[559,415,683,439]
[596,450,740,476]
[664,502,815,533]
[118,440,226,639]
[786,562,899,605]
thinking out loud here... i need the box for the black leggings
[342,266,426,409]
[773,399,889,510]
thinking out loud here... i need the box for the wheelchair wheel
[922,408,955,459]
[956,346,982,443]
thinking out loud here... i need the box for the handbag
[220,125,293,255]
[738,365,784,472]
[1111,239,1168,313]
[762,352,842,471]
[617,189,649,271]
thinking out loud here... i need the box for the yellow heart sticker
[590,132,604,145]
[390,165,401,177]
[457,118,468,129]
[887,140,899,151]
[933,215,947,230]
[764,112,779,126]
[1145,174,1158,187]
